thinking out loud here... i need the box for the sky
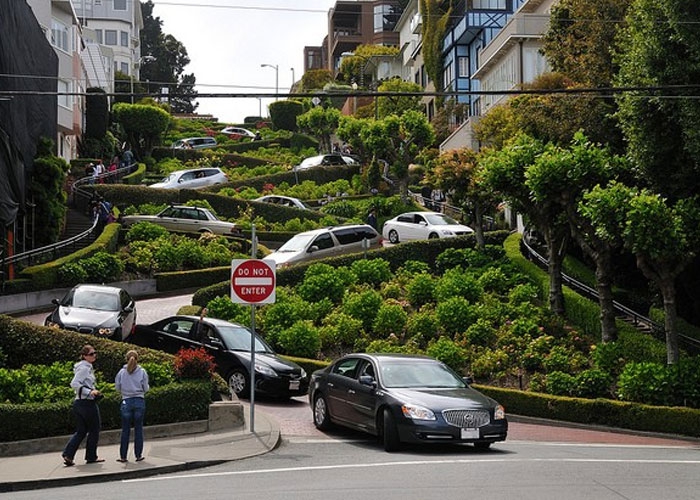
[150,0,337,124]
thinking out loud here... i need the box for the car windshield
[160,173,177,183]
[68,289,119,311]
[276,233,316,252]
[380,361,466,389]
[424,213,459,226]
[217,325,273,353]
[299,156,321,168]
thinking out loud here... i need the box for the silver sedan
[121,205,241,236]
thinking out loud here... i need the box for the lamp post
[290,67,295,91]
[260,63,279,101]
[131,55,155,104]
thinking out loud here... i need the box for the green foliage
[320,200,357,218]
[617,362,669,405]
[112,102,171,157]
[277,320,321,358]
[57,262,88,286]
[296,106,342,153]
[126,221,170,242]
[206,295,250,326]
[464,318,498,348]
[269,100,304,131]
[470,348,510,380]
[140,362,175,387]
[406,309,439,348]
[426,337,467,374]
[435,268,483,304]
[406,273,436,308]
[544,371,577,396]
[436,296,475,335]
[320,311,364,349]
[28,147,69,247]
[297,264,349,303]
[350,258,392,288]
[477,267,511,295]
[372,301,408,338]
[573,369,613,399]
[342,289,384,331]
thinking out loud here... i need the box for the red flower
[173,347,216,380]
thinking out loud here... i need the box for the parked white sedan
[149,167,228,190]
[382,211,473,244]
[254,195,311,210]
[121,205,241,236]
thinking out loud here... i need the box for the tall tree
[296,106,342,154]
[614,0,700,199]
[112,103,171,158]
[481,134,569,315]
[139,1,198,113]
[375,78,424,119]
[526,132,631,342]
[581,182,700,363]
[426,148,497,249]
[420,0,452,108]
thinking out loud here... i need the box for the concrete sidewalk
[0,404,279,493]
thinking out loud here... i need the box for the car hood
[264,251,299,266]
[122,215,159,223]
[429,224,473,233]
[231,351,304,375]
[389,386,497,410]
[52,307,119,327]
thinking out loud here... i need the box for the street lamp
[131,55,155,104]
[260,63,279,101]
[290,67,295,91]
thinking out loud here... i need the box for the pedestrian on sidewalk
[62,345,103,466]
[115,350,150,463]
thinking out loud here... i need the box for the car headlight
[255,362,277,377]
[494,404,506,420]
[97,327,115,336]
[401,404,436,421]
[440,229,455,236]
[300,368,307,378]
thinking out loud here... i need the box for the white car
[44,284,136,341]
[382,211,473,244]
[293,154,359,171]
[221,126,256,139]
[254,195,310,210]
[149,167,229,190]
[121,205,241,236]
[171,137,217,150]
[266,224,382,268]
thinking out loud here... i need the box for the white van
[171,137,218,150]
[266,224,382,268]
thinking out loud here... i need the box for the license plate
[289,380,300,390]
[461,428,479,439]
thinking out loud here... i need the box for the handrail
[1,162,136,287]
[519,237,700,354]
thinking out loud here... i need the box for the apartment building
[26,0,85,161]
[441,0,555,150]
[71,0,143,82]
[304,0,404,75]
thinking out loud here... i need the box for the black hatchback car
[131,315,308,399]
[310,353,508,451]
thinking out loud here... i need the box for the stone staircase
[59,207,97,253]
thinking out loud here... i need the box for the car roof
[339,353,435,363]
[288,224,376,237]
[171,315,246,328]
[71,284,124,294]
[169,168,222,175]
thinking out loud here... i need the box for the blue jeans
[120,397,146,459]
[63,399,101,461]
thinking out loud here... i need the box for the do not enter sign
[230,259,276,304]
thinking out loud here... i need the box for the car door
[147,318,198,354]
[157,207,181,231]
[344,360,379,431]
[306,232,337,261]
[324,357,362,424]
[412,213,429,239]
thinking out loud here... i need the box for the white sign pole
[250,224,256,433]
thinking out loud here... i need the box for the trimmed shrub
[427,336,467,373]
[406,273,436,308]
[372,301,408,338]
[277,320,321,359]
[436,296,475,335]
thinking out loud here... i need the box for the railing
[0,163,135,291]
[520,237,700,355]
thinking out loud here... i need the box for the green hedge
[121,162,147,185]
[475,384,700,438]
[16,223,121,292]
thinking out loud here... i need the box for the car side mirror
[123,305,134,313]
[209,338,224,349]
[52,298,60,305]
[419,221,428,226]
[359,375,377,389]
[463,376,474,386]
[308,245,319,253]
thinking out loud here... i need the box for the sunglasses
[86,351,97,356]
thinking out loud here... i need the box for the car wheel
[382,408,401,452]
[313,394,332,430]
[388,229,400,244]
[474,442,492,450]
[228,369,249,398]
[428,232,439,239]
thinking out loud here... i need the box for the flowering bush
[173,347,216,380]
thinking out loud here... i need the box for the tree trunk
[544,227,566,316]
[659,279,680,364]
[594,250,618,343]
[473,203,485,249]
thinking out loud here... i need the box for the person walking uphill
[62,345,103,466]
[115,350,150,462]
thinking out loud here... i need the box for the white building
[26,0,85,161]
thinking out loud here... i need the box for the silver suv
[266,224,382,268]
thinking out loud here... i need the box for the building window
[121,62,130,75]
[105,30,117,46]
[443,63,453,90]
[51,20,69,52]
[95,29,103,44]
[472,0,506,9]
[458,57,469,78]
[120,31,129,47]
[374,3,401,33]
[57,80,71,108]
[113,0,127,10]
